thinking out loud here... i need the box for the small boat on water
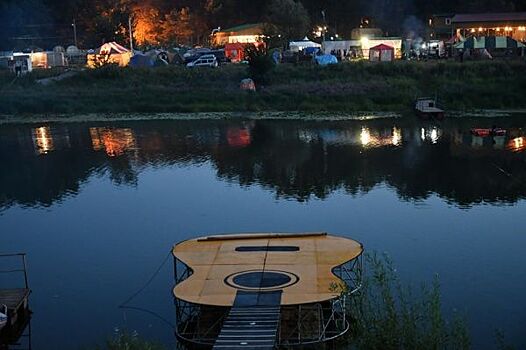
[471,128,506,137]
[415,97,445,120]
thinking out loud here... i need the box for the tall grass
[1,60,525,114]
[342,253,470,350]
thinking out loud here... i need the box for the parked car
[186,54,218,68]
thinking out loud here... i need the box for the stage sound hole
[225,270,299,290]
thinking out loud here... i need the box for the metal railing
[0,253,29,289]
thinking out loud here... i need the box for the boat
[0,305,7,331]
[415,97,445,120]
[471,128,506,137]
[172,232,364,349]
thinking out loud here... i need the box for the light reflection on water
[4,118,522,208]
[0,117,526,349]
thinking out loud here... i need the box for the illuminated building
[212,23,266,47]
[452,12,526,42]
[427,13,455,40]
[428,12,526,42]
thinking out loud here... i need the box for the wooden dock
[0,289,30,324]
[0,253,31,343]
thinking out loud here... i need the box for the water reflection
[32,126,54,155]
[89,127,136,157]
[421,127,441,144]
[1,118,525,209]
[508,136,526,153]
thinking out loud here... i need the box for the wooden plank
[0,288,30,310]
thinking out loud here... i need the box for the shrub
[244,44,275,85]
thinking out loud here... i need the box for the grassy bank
[1,60,526,115]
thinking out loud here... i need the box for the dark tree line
[1,0,525,50]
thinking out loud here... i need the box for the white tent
[289,37,321,52]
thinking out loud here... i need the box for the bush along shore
[1,60,526,115]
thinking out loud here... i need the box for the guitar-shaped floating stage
[172,232,364,349]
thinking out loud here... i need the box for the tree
[161,7,201,46]
[266,0,310,43]
[244,44,275,85]
[131,3,161,47]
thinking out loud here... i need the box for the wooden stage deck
[173,232,363,307]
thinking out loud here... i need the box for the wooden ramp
[213,291,281,349]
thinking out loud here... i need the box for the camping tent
[289,37,321,52]
[87,42,131,68]
[129,53,154,67]
[369,44,394,61]
[454,36,525,49]
[314,54,338,65]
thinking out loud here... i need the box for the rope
[118,250,175,329]
[492,163,512,177]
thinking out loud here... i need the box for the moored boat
[415,97,445,120]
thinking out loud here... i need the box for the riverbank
[1,60,525,115]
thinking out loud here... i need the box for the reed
[340,252,471,349]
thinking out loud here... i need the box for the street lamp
[71,19,78,47]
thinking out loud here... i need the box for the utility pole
[321,10,326,51]
[128,16,134,53]
[72,19,78,47]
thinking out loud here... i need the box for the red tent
[225,42,265,63]
[369,43,394,61]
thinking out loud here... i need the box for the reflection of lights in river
[507,137,525,152]
[89,127,136,157]
[392,127,402,146]
[421,127,441,144]
[430,128,439,144]
[32,126,54,154]
[360,127,371,146]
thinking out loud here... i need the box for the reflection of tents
[369,44,394,61]
[289,37,321,52]
[454,36,525,49]
[87,42,131,68]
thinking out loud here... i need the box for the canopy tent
[454,36,525,49]
[87,41,131,68]
[98,42,129,55]
[289,37,321,52]
[369,43,394,62]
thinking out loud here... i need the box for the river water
[0,117,525,349]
